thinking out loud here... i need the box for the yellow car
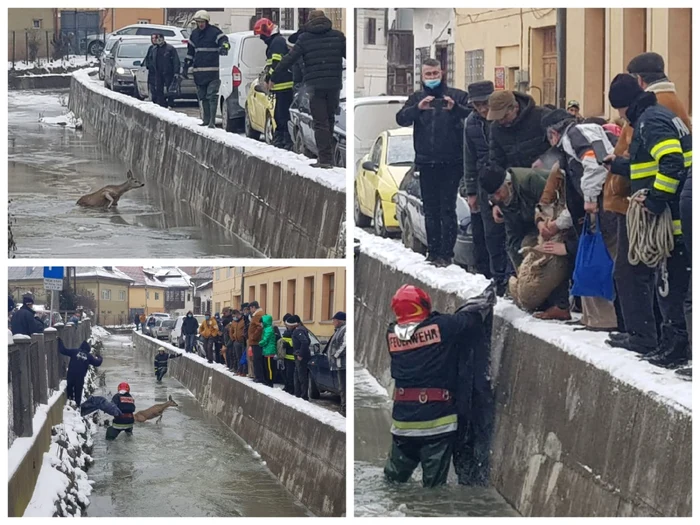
[244,73,276,144]
[354,127,414,237]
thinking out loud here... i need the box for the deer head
[167,394,178,407]
[126,170,145,189]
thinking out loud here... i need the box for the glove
[455,282,497,321]
[219,46,229,56]
[643,195,667,215]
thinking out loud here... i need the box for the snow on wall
[355,228,691,414]
[9,55,98,72]
[72,68,346,192]
[133,330,346,432]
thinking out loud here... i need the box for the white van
[354,96,408,167]
[218,30,294,133]
[170,314,206,348]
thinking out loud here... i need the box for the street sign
[44,267,64,291]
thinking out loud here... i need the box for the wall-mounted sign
[494,66,506,90]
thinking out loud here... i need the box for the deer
[133,395,178,424]
[76,170,145,209]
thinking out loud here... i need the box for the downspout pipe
[556,8,567,109]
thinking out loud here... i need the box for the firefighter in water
[384,283,496,487]
[254,17,294,150]
[154,347,182,382]
[106,382,136,440]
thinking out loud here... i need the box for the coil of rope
[626,189,675,296]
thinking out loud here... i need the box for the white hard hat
[193,10,210,22]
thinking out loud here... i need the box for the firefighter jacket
[185,24,230,85]
[263,33,293,92]
[610,92,692,236]
[111,393,135,429]
[386,310,477,438]
[280,328,295,360]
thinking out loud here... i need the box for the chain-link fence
[8,29,107,68]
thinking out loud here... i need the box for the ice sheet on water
[355,228,691,414]
[39,112,83,129]
[91,325,111,340]
[73,68,346,192]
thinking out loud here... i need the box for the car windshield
[117,43,149,59]
[386,135,414,166]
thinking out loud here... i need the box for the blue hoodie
[58,339,103,381]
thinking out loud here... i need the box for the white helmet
[193,10,210,23]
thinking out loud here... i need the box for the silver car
[151,318,176,340]
[134,45,197,102]
[103,40,152,93]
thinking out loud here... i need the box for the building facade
[355,8,388,96]
[116,267,166,318]
[8,8,58,61]
[212,267,243,313]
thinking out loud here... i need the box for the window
[116,27,139,35]
[297,8,312,28]
[465,49,485,87]
[281,8,294,30]
[187,293,191,301]
[369,137,383,165]
[180,290,185,302]
[248,286,255,303]
[101,289,111,300]
[215,302,221,314]
[255,8,280,25]
[260,283,267,312]
[272,282,281,320]
[322,273,335,321]
[215,269,221,281]
[119,290,126,301]
[365,17,377,45]
[287,279,296,315]
[155,292,159,300]
[303,276,314,321]
[226,267,231,278]
[32,19,42,29]
[234,294,241,309]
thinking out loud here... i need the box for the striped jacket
[264,33,293,92]
[184,24,229,85]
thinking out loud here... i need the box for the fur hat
[608,73,643,109]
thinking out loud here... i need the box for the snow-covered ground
[9,55,98,73]
[73,68,346,192]
[355,228,691,414]
[39,111,83,129]
[133,331,346,432]
[90,325,111,341]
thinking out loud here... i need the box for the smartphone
[431,97,446,109]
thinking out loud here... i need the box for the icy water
[354,365,519,517]
[8,90,262,258]
[86,334,310,517]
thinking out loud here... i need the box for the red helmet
[391,285,432,324]
[253,18,275,37]
[117,382,130,393]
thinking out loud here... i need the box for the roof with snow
[73,267,134,282]
[117,267,167,288]
[197,280,213,290]
[143,267,192,288]
[8,267,44,281]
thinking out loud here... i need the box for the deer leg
[156,414,163,424]
[104,192,115,209]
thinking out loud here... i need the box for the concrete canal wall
[133,332,346,517]
[68,70,345,258]
[354,232,691,517]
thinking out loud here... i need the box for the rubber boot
[200,101,211,127]
[208,97,217,128]
[419,434,455,488]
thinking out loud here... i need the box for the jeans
[309,88,341,164]
[153,73,174,107]
[184,334,196,353]
[477,186,510,280]
[418,164,463,259]
[204,337,215,363]
[338,368,346,415]
[232,341,244,373]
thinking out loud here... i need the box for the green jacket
[501,168,550,268]
[260,315,277,357]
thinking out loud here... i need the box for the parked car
[288,64,347,167]
[354,96,407,166]
[307,331,341,398]
[151,318,176,340]
[151,312,171,320]
[393,165,477,269]
[85,23,190,57]
[134,44,197,102]
[219,30,293,133]
[103,40,152,93]
[98,35,151,81]
[170,314,206,347]
[244,73,276,143]
[354,127,414,236]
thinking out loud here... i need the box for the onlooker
[68,312,81,324]
[270,10,346,168]
[144,34,158,101]
[247,301,264,383]
[58,338,102,406]
[566,100,582,120]
[677,168,692,378]
[145,32,180,108]
[183,10,230,127]
[279,313,296,393]
[146,315,157,335]
[326,312,346,416]
[139,313,147,334]
[260,314,277,387]
[462,80,509,293]
[213,312,225,364]
[133,313,140,331]
[290,315,311,400]
[198,312,221,363]
[11,294,44,337]
[182,311,199,353]
[227,310,246,375]
[396,58,471,267]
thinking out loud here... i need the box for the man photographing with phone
[396,59,471,267]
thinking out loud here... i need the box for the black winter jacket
[185,24,229,85]
[396,83,471,167]
[292,325,311,360]
[271,15,345,91]
[182,315,199,335]
[489,92,552,173]
[154,352,180,370]
[112,393,136,428]
[152,43,180,79]
[11,305,45,337]
[59,339,103,381]
[462,111,491,195]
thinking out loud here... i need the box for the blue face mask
[424,78,441,90]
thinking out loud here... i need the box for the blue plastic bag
[239,351,247,367]
[571,214,615,300]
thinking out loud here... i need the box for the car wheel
[221,99,234,132]
[264,113,274,145]
[244,106,261,140]
[373,196,389,237]
[333,142,345,168]
[88,40,104,57]
[308,374,321,399]
[402,215,427,255]
[134,81,144,100]
[292,125,305,154]
[99,67,105,81]
[354,184,371,227]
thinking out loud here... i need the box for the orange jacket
[247,310,264,345]
[605,81,692,215]
[228,318,246,344]
[198,318,220,338]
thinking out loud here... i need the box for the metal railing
[8,29,106,69]
[8,320,92,448]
